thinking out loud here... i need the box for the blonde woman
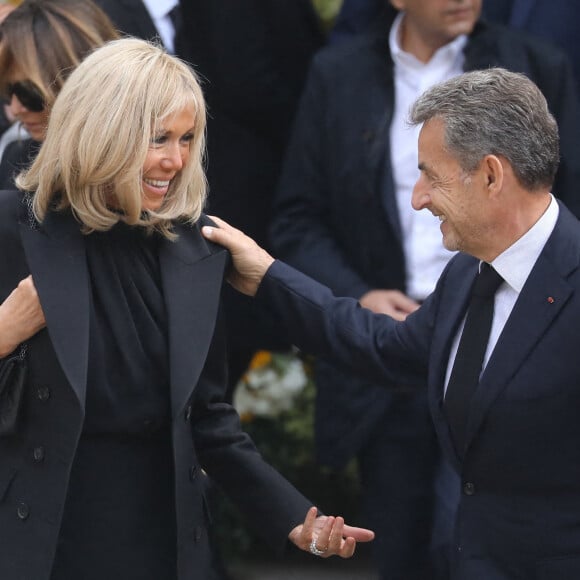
[0,38,373,580]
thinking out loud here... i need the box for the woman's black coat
[0,190,312,579]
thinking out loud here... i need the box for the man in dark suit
[204,66,580,580]
[270,1,580,577]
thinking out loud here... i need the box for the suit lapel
[357,46,403,241]
[159,222,228,419]
[464,206,579,453]
[19,209,90,406]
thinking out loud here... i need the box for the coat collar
[159,220,228,418]
[463,204,578,453]
[20,210,227,419]
[431,203,580,466]
[19,208,90,407]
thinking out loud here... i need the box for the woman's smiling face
[141,107,196,212]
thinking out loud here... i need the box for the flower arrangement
[234,349,309,421]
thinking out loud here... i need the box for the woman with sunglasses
[0,0,118,188]
[0,37,374,580]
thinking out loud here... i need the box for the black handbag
[0,344,28,436]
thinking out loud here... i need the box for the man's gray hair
[409,68,559,190]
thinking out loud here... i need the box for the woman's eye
[151,135,167,146]
[180,133,194,144]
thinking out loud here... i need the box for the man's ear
[483,154,504,198]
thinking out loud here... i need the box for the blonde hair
[18,38,208,238]
[0,0,119,109]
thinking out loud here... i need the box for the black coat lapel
[159,221,228,419]
[360,44,403,241]
[19,210,90,406]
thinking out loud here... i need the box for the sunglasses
[6,80,45,112]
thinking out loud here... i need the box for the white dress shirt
[389,12,467,301]
[444,195,559,395]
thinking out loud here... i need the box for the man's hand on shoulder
[202,216,275,296]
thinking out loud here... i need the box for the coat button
[37,386,50,401]
[463,482,475,496]
[184,405,192,422]
[33,446,45,462]
[17,502,30,520]
[189,465,198,481]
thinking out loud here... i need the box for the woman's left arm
[190,305,373,556]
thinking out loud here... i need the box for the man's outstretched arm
[202,215,428,388]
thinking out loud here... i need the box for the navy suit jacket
[271,15,580,466]
[260,201,580,578]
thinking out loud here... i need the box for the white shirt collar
[491,194,559,293]
[141,0,178,21]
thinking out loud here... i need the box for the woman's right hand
[0,276,46,358]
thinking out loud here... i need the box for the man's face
[411,118,492,259]
[391,0,482,47]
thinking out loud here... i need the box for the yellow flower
[248,350,272,370]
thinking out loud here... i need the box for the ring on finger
[309,538,327,556]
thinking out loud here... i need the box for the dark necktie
[444,263,503,456]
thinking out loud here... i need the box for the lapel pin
[547,296,555,304]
